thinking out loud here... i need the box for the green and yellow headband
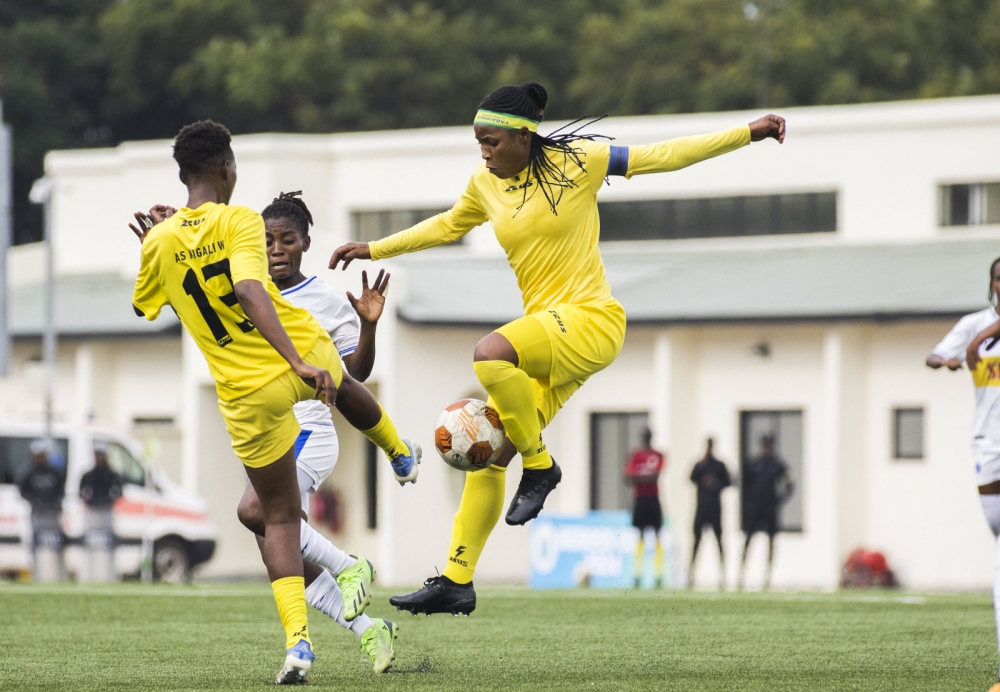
[473,110,539,132]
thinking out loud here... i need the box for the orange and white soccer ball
[434,398,506,471]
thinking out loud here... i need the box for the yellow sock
[635,538,645,581]
[473,360,552,470]
[654,539,664,581]
[442,465,507,584]
[361,404,408,459]
[271,576,310,649]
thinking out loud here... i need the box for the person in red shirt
[624,428,666,587]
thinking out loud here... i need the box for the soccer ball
[434,399,506,471]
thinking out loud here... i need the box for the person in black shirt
[79,441,123,581]
[689,438,731,589]
[80,442,124,510]
[738,434,793,590]
[18,439,66,572]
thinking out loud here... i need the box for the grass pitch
[0,584,994,691]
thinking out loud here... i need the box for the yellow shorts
[495,299,626,428]
[218,336,342,468]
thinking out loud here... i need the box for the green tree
[1,0,999,243]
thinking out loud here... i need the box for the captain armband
[607,146,629,177]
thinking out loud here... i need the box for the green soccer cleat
[337,556,375,621]
[361,619,398,674]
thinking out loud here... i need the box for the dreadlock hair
[478,81,609,216]
[173,120,233,177]
[988,256,1000,304]
[262,191,314,237]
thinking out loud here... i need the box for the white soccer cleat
[275,639,314,685]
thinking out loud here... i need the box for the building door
[590,412,649,511]
[739,410,804,532]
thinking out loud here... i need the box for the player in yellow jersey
[331,82,785,615]
[131,121,420,682]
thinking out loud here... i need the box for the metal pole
[0,99,11,377]
[756,0,772,109]
[43,196,54,442]
[29,177,54,441]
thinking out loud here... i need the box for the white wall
[4,95,998,586]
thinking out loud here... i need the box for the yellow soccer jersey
[369,125,749,316]
[132,202,325,401]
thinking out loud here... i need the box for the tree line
[2,0,998,242]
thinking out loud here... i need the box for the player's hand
[128,205,176,243]
[346,269,390,324]
[149,204,176,223]
[128,212,153,243]
[293,361,338,406]
[329,242,371,270]
[749,114,785,143]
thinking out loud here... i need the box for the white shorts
[294,425,339,514]
[974,449,1000,486]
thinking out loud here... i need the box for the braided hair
[989,256,1000,305]
[262,191,314,237]
[478,82,608,216]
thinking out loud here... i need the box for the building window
[739,410,804,532]
[0,436,70,485]
[598,191,836,242]
[893,408,924,460]
[941,183,1000,226]
[589,412,649,511]
[351,208,453,243]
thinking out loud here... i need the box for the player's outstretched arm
[967,320,1000,370]
[343,269,389,382]
[926,353,963,371]
[233,279,337,404]
[623,114,785,178]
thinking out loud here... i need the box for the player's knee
[259,496,303,527]
[237,494,265,536]
[473,333,518,365]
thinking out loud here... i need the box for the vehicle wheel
[153,538,190,583]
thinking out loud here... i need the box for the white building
[3,95,1000,589]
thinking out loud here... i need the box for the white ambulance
[0,422,216,582]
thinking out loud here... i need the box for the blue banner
[529,511,675,589]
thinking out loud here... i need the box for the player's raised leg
[244,449,315,685]
[473,317,562,526]
[334,373,421,486]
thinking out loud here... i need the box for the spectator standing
[737,433,793,590]
[79,441,124,582]
[18,439,66,581]
[689,438,731,589]
[624,428,666,588]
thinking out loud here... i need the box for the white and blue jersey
[280,276,361,505]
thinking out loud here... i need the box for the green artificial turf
[0,584,994,691]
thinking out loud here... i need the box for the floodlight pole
[29,176,55,442]
[0,100,11,377]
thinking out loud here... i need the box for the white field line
[0,585,271,598]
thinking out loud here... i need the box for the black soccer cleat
[389,575,476,616]
[505,459,562,526]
